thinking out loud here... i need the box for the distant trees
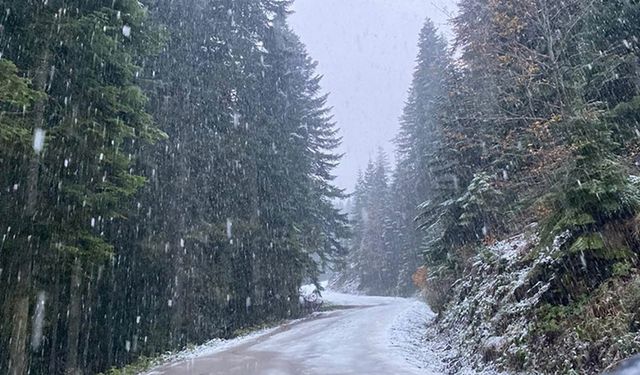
[340,150,397,295]
[0,0,347,373]
[334,21,456,297]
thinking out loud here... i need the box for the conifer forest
[2,1,640,374]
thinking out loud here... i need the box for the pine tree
[391,19,453,295]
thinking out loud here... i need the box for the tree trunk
[65,257,83,375]
[81,269,94,371]
[7,39,50,375]
[170,242,185,346]
[8,285,30,375]
[49,259,61,374]
[106,262,117,368]
[47,269,62,374]
[168,95,191,347]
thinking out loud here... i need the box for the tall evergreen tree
[390,20,452,295]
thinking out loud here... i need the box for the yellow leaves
[497,15,525,37]
[530,114,563,141]
[526,62,540,76]
[482,233,497,246]
[488,0,526,37]
[550,114,563,123]
[530,119,550,138]
[412,266,428,290]
[498,55,513,65]
[532,199,555,222]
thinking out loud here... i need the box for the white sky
[289,0,457,192]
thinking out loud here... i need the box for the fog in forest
[290,0,455,190]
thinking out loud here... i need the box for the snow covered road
[145,291,438,375]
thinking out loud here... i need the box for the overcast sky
[289,0,457,192]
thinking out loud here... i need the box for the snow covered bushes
[424,228,640,374]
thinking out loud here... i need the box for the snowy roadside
[324,288,505,374]
[140,284,326,373]
[144,326,280,373]
[388,300,444,373]
[389,299,506,375]
[142,313,321,374]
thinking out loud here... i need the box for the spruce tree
[391,19,452,294]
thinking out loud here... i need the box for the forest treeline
[346,0,640,300]
[0,1,348,374]
[339,0,640,372]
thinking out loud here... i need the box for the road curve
[145,292,431,375]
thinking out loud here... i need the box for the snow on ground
[144,324,285,374]
[144,290,434,374]
[322,289,402,306]
[248,294,431,374]
[388,299,506,375]
[145,289,505,374]
[609,356,640,375]
[389,300,444,371]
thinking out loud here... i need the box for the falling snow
[1,1,639,375]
